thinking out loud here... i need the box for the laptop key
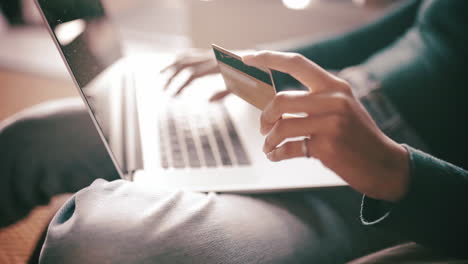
[158,120,170,169]
[208,114,233,166]
[220,105,250,165]
[172,106,202,168]
[167,113,186,169]
[201,135,218,167]
[183,131,202,168]
[160,101,249,169]
[193,114,218,168]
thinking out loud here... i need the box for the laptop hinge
[123,171,135,181]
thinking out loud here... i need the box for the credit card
[212,44,276,110]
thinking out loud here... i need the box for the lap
[40,180,403,264]
[348,242,468,264]
[0,99,403,263]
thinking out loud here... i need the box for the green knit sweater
[290,0,468,257]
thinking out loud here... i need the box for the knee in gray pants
[40,179,341,264]
[0,99,118,226]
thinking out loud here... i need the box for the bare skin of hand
[243,51,410,203]
[160,49,231,101]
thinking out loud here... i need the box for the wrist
[379,143,411,202]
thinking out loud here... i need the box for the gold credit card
[212,44,276,110]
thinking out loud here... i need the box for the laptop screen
[37,0,142,177]
[37,0,122,87]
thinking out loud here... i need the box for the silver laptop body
[35,0,345,192]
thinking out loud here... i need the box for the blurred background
[0,0,400,121]
[0,0,401,262]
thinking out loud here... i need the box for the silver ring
[302,138,310,158]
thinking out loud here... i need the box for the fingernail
[242,54,255,64]
[260,125,270,136]
[263,144,271,154]
[266,152,274,161]
[209,95,220,102]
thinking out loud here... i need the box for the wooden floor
[0,69,79,121]
[0,195,72,264]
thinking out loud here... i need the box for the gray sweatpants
[0,99,404,263]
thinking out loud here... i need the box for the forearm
[359,0,468,168]
[361,146,468,257]
[290,0,421,70]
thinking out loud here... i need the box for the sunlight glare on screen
[282,0,313,10]
[55,19,86,46]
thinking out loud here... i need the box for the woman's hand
[161,49,231,101]
[243,51,410,203]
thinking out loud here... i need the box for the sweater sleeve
[360,145,468,258]
[273,0,421,89]
[290,0,421,70]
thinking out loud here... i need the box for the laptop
[35,0,345,192]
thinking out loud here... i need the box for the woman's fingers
[243,50,343,92]
[172,62,221,96]
[263,116,317,153]
[161,51,209,73]
[266,140,311,162]
[161,57,208,90]
[173,73,199,96]
[161,54,220,96]
[209,90,231,102]
[263,114,342,154]
[260,91,354,135]
[160,61,177,73]
[163,66,186,90]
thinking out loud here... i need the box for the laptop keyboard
[158,102,250,169]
